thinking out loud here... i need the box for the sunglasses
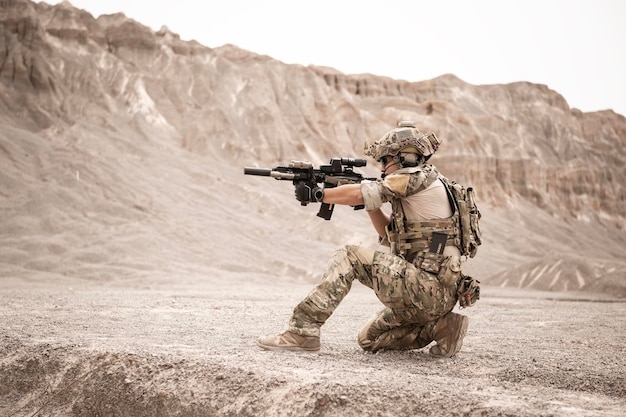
[380,156,393,166]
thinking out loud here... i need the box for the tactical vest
[386,175,482,264]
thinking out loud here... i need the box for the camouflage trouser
[288,245,459,351]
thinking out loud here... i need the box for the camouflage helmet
[364,121,441,162]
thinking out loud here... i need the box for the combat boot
[256,331,320,352]
[429,312,468,358]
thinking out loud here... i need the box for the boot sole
[255,339,320,353]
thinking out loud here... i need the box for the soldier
[257,121,475,358]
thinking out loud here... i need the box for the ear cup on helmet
[400,153,418,167]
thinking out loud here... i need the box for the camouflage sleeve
[361,180,384,211]
[360,165,440,211]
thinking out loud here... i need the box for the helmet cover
[364,121,441,161]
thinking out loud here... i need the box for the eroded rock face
[1,0,624,295]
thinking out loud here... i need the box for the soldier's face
[381,156,400,176]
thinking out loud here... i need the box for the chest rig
[386,175,462,264]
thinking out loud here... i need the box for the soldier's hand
[294,182,324,204]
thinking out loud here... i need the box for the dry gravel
[1,272,625,417]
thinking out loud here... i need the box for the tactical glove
[294,182,324,204]
[457,275,480,308]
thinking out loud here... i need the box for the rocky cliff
[1,0,625,296]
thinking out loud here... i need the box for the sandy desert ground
[1,2,625,416]
[1,270,624,417]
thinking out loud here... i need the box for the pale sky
[41,0,625,116]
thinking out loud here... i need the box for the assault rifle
[244,158,376,220]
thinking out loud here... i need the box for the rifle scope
[337,158,367,167]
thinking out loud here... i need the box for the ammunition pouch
[415,253,462,287]
[438,255,462,287]
[457,275,480,308]
[417,251,444,274]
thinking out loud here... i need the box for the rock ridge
[0,0,624,296]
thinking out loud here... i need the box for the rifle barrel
[244,167,298,180]
[244,167,272,176]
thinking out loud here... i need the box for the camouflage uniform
[287,163,462,351]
